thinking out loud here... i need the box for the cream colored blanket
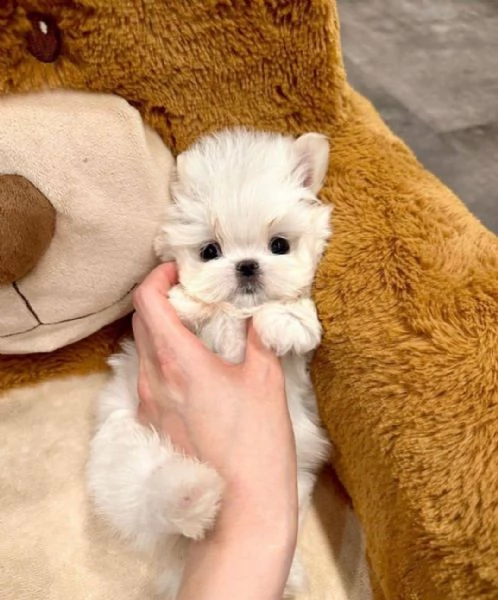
[0,374,372,599]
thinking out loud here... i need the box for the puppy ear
[154,158,181,262]
[292,133,330,194]
[153,226,175,262]
[176,152,186,182]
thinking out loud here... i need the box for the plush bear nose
[236,259,259,277]
[0,175,56,284]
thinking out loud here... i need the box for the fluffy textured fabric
[0,90,174,354]
[0,1,497,599]
[0,372,371,600]
[314,91,498,599]
[0,317,129,393]
[0,1,346,147]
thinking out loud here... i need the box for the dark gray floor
[337,0,498,233]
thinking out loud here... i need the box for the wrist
[210,479,298,550]
[180,512,296,600]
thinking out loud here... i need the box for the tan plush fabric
[0,2,496,599]
[0,374,371,600]
[0,90,174,354]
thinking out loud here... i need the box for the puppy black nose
[236,259,259,277]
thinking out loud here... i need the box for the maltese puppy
[88,128,332,598]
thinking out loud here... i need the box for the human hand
[132,263,298,543]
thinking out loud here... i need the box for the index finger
[243,319,281,372]
[133,263,206,357]
[133,262,183,332]
[133,262,178,307]
[133,263,178,315]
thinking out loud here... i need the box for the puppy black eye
[269,237,290,255]
[200,242,222,261]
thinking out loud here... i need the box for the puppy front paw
[253,301,321,356]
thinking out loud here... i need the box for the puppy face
[157,128,331,309]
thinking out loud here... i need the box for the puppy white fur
[88,128,332,598]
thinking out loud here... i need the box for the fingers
[133,313,163,425]
[243,321,286,407]
[133,312,166,397]
[244,320,281,373]
[132,262,179,313]
[133,265,208,369]
[132,312,158,367]
[133,263,177,314]
[133,263,190,346]
[140,262,178,295]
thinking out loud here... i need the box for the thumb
[244,319,279,367]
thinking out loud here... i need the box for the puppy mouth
[240,285,258,295]
[237,278,262,295]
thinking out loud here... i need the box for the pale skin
[132,263,299,600]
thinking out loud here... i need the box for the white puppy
[88,128,332,598]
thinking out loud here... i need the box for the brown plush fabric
[0,174,55,284]
[0,1,346,149]
[0,317,130,394]
[0,2,497,599]
[314,89,498,599]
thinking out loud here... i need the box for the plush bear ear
[292,133,330,194]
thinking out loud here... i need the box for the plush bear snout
[0,174,56,284]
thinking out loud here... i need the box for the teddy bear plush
[0,2,497,600]
[0,90,173,354]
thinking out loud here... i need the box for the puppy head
[156,128,331,308]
